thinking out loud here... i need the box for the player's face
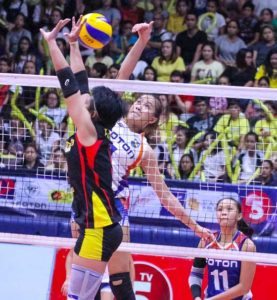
[128,95,158,130]
[216,199,241,229]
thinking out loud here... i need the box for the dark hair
[170,70,184,79]
[236,48,253,69]
[258,76,270,86]
[91,62,108,78]
[142,66,157,81]
[227,98,241,109]
[24,142,38,153]
[42,89,60,108]
[264,100,277,113]
[207,0,219,7]
[194,96,209,106]
[109,63,120,71]
[242,1,255,11]
[53,147,65,156]
[260,24,275,38]
[263,159,274,169]
[159,40,178,64]
[264,48,277,77]
[178,153,194,179]
[204,130,218,141]
[216,198,254,238]
[260,8,274,18]
[245,131,259,143]
[0,55,12,66]
[91,86,125,129]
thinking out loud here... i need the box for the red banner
[50,250,277,299]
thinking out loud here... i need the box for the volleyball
[79,13,112,49]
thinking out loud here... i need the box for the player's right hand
[64,16,85,44]
[132,21,154,44]
[40,19,70,43]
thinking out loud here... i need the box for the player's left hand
[40,19,70,43]
[61,278,69,296]
[132,21,154,44]
[195,224,215,240]
[64,16,85,44]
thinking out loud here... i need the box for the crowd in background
[0,0,276,186]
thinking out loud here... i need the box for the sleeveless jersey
[205,231,252,300]
[65,123,121,229]
[110,119,146,200]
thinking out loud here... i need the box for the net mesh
[0,74,276,264]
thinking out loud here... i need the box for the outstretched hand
[40,19,70,42]
[132,21,154,44]
[64,16,85,44]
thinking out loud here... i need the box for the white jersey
[110,119,146,199]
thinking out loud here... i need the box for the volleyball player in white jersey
[106,22,214,300]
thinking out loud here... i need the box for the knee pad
[67,264,103,300]
[109,272,135,300]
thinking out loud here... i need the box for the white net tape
[1,73,276,100]
[0,232,276,264]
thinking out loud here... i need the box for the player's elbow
[238,282,251,295]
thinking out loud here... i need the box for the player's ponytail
[237,218,254,238]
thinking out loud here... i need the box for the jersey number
[211,269,229,290]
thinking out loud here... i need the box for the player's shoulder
[241,237,256,252]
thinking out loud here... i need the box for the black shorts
[74,223,123,261]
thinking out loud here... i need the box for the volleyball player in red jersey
[40,18,125,300]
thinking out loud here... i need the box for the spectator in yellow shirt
[254,48,277,88]
[167,0,190,36]
[214,100,250,149]
[152,40,186,81]
[254,101,277,150]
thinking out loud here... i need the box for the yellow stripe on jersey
[79,228,104,260]
[92,191,113,228]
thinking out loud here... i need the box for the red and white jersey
[110,119,146,199]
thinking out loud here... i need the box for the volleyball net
[0,73,276,264]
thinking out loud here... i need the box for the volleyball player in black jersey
[40,18,124,300]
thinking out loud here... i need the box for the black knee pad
[109,272,135,300]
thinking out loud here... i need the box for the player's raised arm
[40,19,96,146]
[117,22,153,80]
[140,143,213,240]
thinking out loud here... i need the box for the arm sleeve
[188,257,206,299]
